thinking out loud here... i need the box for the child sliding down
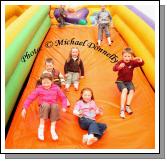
[64,47,84,91]
[21,73,67,141]
[113,47,144,119]
[73,88,107,145]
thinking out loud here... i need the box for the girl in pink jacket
[21,73,67,141]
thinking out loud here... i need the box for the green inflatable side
[5,16,51,125]
[5,5,50,84]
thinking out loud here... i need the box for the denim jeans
[79,117,107,139]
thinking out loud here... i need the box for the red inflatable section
[6,25,155,149]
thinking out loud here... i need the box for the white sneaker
[126,106,133,114]
[74,84,79,91]
[38,127,44,141]
[87,134,98,145]
[120,111,125,119]
[51,130,58,141]
[67,99,70,107]
[82,134,88,144]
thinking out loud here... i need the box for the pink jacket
[23,84,67,109]
[73,100,99,120]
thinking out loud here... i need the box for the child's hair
[41,72,53,81]
[36,72,53,87]
[79,88,94,100]
[122,47,135,56]
[45,58,54,65]
[66,47,81,64]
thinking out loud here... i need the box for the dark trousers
[57,16,65,26]
[79,117,107,139]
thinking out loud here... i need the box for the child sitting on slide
[64,47,84,91]
[73,88,107,145]
[36,57,70,106]
[113,47,144,119]
[21,73,67,141]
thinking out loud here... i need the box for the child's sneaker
[109,40,114,46]
[125,106,133,114]
[51,130,58,141]
[120,111,125,119]
[74,87,79,91]
[87,134,98,145]
[82,134,88,144]
[67,99,71,107]
[74,84,79,91]
[38,126,44,141]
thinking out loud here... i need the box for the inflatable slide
[5,5,155,149]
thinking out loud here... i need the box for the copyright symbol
[45,41,53,48]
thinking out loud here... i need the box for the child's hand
[73,109,83,117]
[78,110,83,117]
[21,108,26,119]
[62,108,67,112]
[118,63,125,70]
[80,76,84,79]
[97,107,103,115]
[133,57,143,62]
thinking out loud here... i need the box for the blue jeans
[78,117,107,139]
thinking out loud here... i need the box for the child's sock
[120,110,125,119]
[120,106,124,112]
[74,83,79,91]
[97,40,101,46]
[50,125,58,141]
[125,105,133,114]
[82,133,88,144]
[38,124,44,141]
[107,37,113,45]
[120,106,125,119]
[65,84,70,91]
[67,99,71,107]
[87,134,98,145]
